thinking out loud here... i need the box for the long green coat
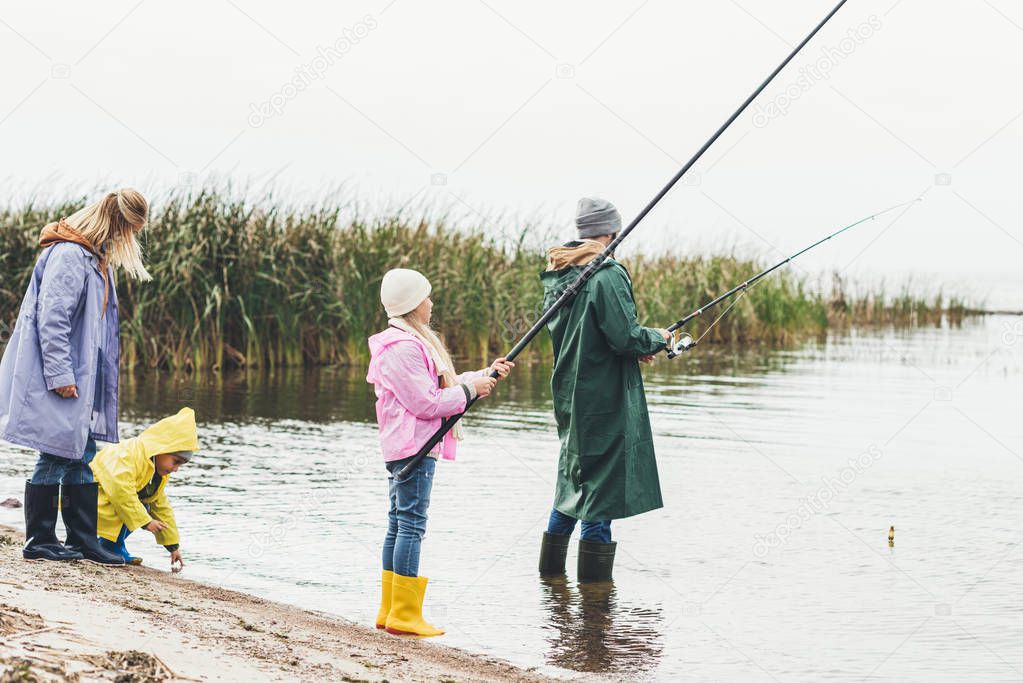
[541,258,667,521]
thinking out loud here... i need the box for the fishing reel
[666,331,696,359]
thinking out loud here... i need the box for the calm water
[2,316,1022,681]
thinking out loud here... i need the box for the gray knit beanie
[576,197,622,239]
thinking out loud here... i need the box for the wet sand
[0,524,552,682]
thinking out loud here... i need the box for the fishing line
[692,289,748,346]
[666,197,923,358]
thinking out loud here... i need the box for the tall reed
[0,189,975,370]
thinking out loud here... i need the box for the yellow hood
[137,407,199,458]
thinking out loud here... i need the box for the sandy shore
[0,524,552,682]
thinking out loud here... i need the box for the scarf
[546,239,607,271]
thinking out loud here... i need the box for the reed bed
[0,189,973,370]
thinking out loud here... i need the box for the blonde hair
[65,188,151,281]
[399,310,457,389]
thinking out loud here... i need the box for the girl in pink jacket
[367,268,512,637]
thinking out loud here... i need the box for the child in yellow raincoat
[89,407,198,570]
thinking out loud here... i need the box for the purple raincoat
[0,242,120,459]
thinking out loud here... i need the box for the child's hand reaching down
[170,549,184,573]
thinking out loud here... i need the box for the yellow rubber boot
[384,573,444,637]
[375,570,394,629]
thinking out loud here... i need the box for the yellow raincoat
[89,408,199,546]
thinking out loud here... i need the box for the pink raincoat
[366,327,486,462]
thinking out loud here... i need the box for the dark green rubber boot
[538,532,571,576]
[577,539,617,583]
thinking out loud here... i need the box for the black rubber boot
[577,539,616,583]
[22,481,83,561]
[538,532,571,576]
[61,483,125,566]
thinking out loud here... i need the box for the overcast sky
[1,1,1021,306]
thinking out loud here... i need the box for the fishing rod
[395,0,851,480]
[665,198,922,358]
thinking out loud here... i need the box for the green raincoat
[541,249,667,521]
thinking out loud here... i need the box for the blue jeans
[382,456,436,577]
[30,437,97,485]
[547,508,612,543]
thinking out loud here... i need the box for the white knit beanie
[380,268,432,317]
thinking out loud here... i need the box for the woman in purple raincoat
[0,188,151,565]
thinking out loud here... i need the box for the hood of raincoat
[137,407,199,458]
[367,326,414,368]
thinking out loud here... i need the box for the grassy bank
[0,190,972,370]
